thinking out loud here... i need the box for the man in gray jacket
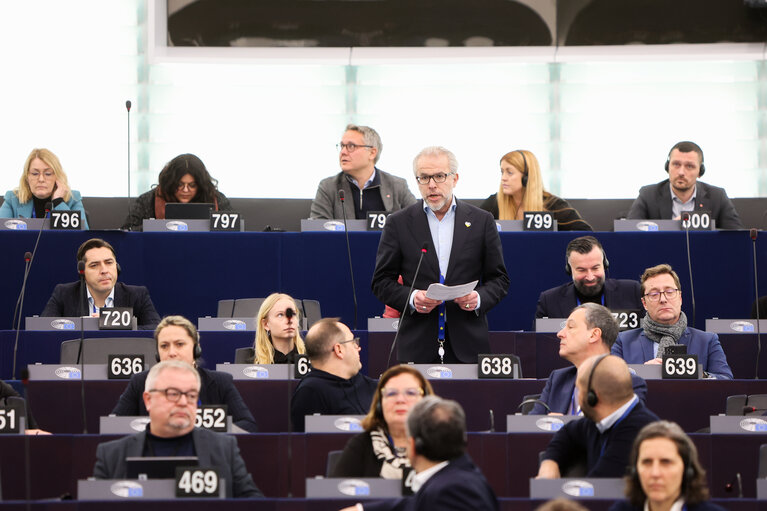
[310,124,416,219]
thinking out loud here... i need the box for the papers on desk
[426,280,478,301]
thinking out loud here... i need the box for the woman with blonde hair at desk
[252,293,306,364]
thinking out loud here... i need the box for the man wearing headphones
[535,236,642,325]
[627,141,743,229]
[111,315,258,432]
[536,354,658,479]
[41,238,161,330]
[530,303,647,415]
[341,396,498,511]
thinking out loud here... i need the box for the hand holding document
[425,280,478,301]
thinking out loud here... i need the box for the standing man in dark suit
[537,355,659,479]
[627,141,743,229]
[93,360,262,498]
[531,303,647,415]
[41,238,161,329]
[535,236,642,325]
[371,146,509,364]
[340,396,499,511]
[111,315,258,432]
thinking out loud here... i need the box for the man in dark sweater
[537,354,659,478]
[290,318,377,432]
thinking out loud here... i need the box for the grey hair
[145,360,200,392]
[345,124,382,163]
[413,146,459,176]
[573,303,620,348]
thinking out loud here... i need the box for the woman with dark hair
[121,153,231,230]
[330,365,434,478]
[480,150,591,231]
[609,421,725,511]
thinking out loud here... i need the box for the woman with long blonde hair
[480,150,591,231]
[252,293,306,364]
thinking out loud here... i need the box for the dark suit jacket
[93,427,262,498]
[535,279,643,322]
[41,281,161,330]
[371,200,510,363]
[111,367,258,432]
[543,399,659,477]
[627,179,743,230]
[531,365,648,415]
[613,327,733,380]
[365,454,499,511]
[609,500,727,511]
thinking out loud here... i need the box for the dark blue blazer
[111,367,258,432]
[531,365,648,415]
[609,500,727,511]
[365,454,499,511]
[372,200,509,363]
[93,427,262,498]
[627,179,743,230]
[41,281,161,330]
[535,278,642,324]
[612,327,733,380]
[543,400,659,477]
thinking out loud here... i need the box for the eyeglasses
[177,181,198,191]
[643,289,679,302]
[148,387,199,403]
[415,173,453,185]
[338,337,360,347]
[381,387,424,400]
[29,171,55,179]
[337,142,373,153]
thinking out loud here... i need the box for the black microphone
[680,212,696,327]
[752,228,761,379]
[125,100,132,227]
[517,398,552,414]
[338,189,358,330]
[743,406,757,414]
[386,243,429,369]
[76,260,88,433]
[11,200,51,379]
[724,472,743,498]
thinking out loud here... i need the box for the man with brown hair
[612,263,733,379]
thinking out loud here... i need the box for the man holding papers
[372,146,509,364]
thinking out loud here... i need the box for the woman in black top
[331,365,433,479]
[480,150,591,231]
[252,293,306,364]
[121,153,231,230]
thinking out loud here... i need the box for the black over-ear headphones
[664,141,705,177]
[155,332,202,362]
[586,354,609,407]
[517,150,529,187]
[564,243,610,276]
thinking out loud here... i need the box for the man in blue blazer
[342,396,498,511]
[93,360,262,498]
[41,238,161,330]
[531,303,647,415]
[627,141,743,230]
[372,146,509,363]
[612,264,733,380]
[112,316,258,432]
[535,236,642,327]
[537,355,659,478]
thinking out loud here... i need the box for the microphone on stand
[752,228,761,379]
[338,190,358,330]
[680,212,696,327]
[76,260,88,433]
[125,100,132,226]
[386,243,429,370]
